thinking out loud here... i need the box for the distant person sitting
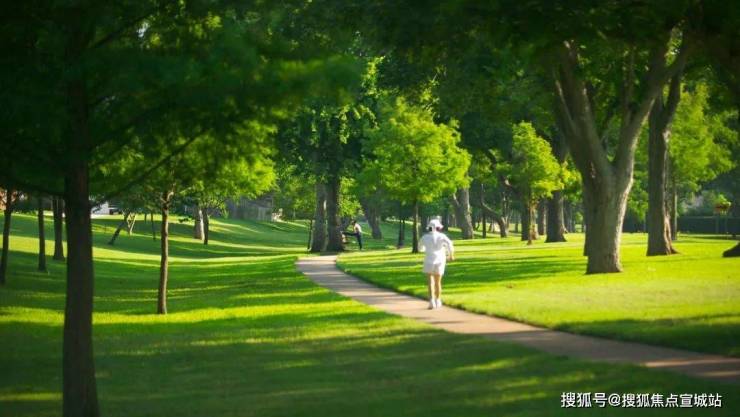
[341,220,363,250]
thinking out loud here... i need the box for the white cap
[427,219,443,230]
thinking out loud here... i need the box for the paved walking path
[296,255,740,385]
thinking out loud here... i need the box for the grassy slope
[339,232,740,357]
[0,214,736,417]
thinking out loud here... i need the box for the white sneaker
[428,301,436,310]
[435,299,443,308]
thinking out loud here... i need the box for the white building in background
[225,194,279,221]
[91,202,121,215]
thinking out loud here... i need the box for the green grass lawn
[0,213,737,416]
[339,232,740,357]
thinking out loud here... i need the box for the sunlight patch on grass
[0,392,61,402]
[339,233,740,356]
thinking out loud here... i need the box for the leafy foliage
[362,98,471,205]
[500,122,562,206]
[671,84,734,195]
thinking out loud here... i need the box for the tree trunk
[193,204,204,240]
[53,197,65,261]
[527,202,535,245]
[411,199,419,253]
[552,38,688,273]
[536,199,546,236]
[670,179,678,241]
[203,210,210,245]
[1,190,14,285]
[497,217,507,237]
[449,187,474,239]
[647,72,681,255]
[125,213,136,235]
[63,150,99,417]
[480,201,508,238]
[307,218,313,250]
[581,179,630,273]
[521,204,538,241]
[501,189,511,237]
[546,191,567,242]
[310,182,327,253]
[480,184,487,239]
[158,191,173,315]
[37,196,47,272]
[150,211,156,240]
[360,197,382,239]
[563,200,574,233]
[325,175,344,252]
[368,215,382,239]
[646,119,675,254]
[108,211,130,245]
[397,202,406,248]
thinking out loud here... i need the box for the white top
[419,231,454,265]
[353,223,362,234]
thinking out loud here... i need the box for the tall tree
[337,0,695,272]
[550,36,689,271]
[141,124,276,314]
[277,63,373,252]
[0,2,360,413]
[362,98,470,252]
[449,188,475,239]
[647,73,683,255]
[502,122,562,245]
[668,83,734,239]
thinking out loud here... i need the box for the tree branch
[556,42,612,179]
[94,131,203,205]
[663,69,684,125]
[615,37,690,176]
[480,200,504,223]
[448,191,461,209]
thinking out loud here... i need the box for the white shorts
[423,261,445,276]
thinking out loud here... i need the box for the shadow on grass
[3,315,736,417]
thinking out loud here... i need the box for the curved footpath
[296,255,740,385]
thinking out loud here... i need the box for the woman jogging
[418,219,454,309]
